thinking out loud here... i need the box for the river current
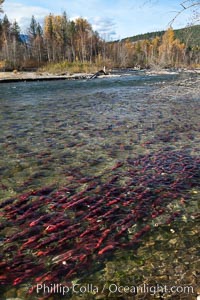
[0,72,199,299]
[0,72,181,200]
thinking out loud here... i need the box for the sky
[1,0,197,40]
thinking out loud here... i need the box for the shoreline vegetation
[0,67,200,83]
[0,12,200,80]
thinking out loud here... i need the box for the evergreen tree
[35,22,45,63]
[10,20,20,40]
[68,20,76,61]
[60,11,69,60]
[0,0,4,13]
[28,15,37,39]
[2,14,10,34]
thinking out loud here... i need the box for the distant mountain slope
[122,25,200,47]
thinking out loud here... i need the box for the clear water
[0,72,199,299]
[0,73,180,200]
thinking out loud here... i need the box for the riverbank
[0,68,199,83]
[0,71,93,82]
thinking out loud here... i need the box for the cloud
[3,1,117,39]
[3,1,50,31]
[2,0,195,40]
[90,16,117,39]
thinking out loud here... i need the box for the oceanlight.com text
[36,283,195,296]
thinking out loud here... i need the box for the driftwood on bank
[0,73,90,83]
[89,69,108,79]
[0,70,110,83]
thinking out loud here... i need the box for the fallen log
[89,69,108,79]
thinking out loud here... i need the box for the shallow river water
[0,72,199,299]
[0,72,186,199]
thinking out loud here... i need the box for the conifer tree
[29,15,37,39]
[0,0,4,13]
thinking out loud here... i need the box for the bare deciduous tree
[169,0,200,25]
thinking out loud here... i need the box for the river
[0,72,199,299]
[0,72,181,199]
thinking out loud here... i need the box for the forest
[122,25,200,47]
[0,6,200,71]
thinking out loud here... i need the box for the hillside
[122,25,200,47]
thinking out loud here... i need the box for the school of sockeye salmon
[0,147,199,297]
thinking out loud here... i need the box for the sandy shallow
[0,68,200,82]
[0,71,90,81]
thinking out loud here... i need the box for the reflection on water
[0,72,199,299]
